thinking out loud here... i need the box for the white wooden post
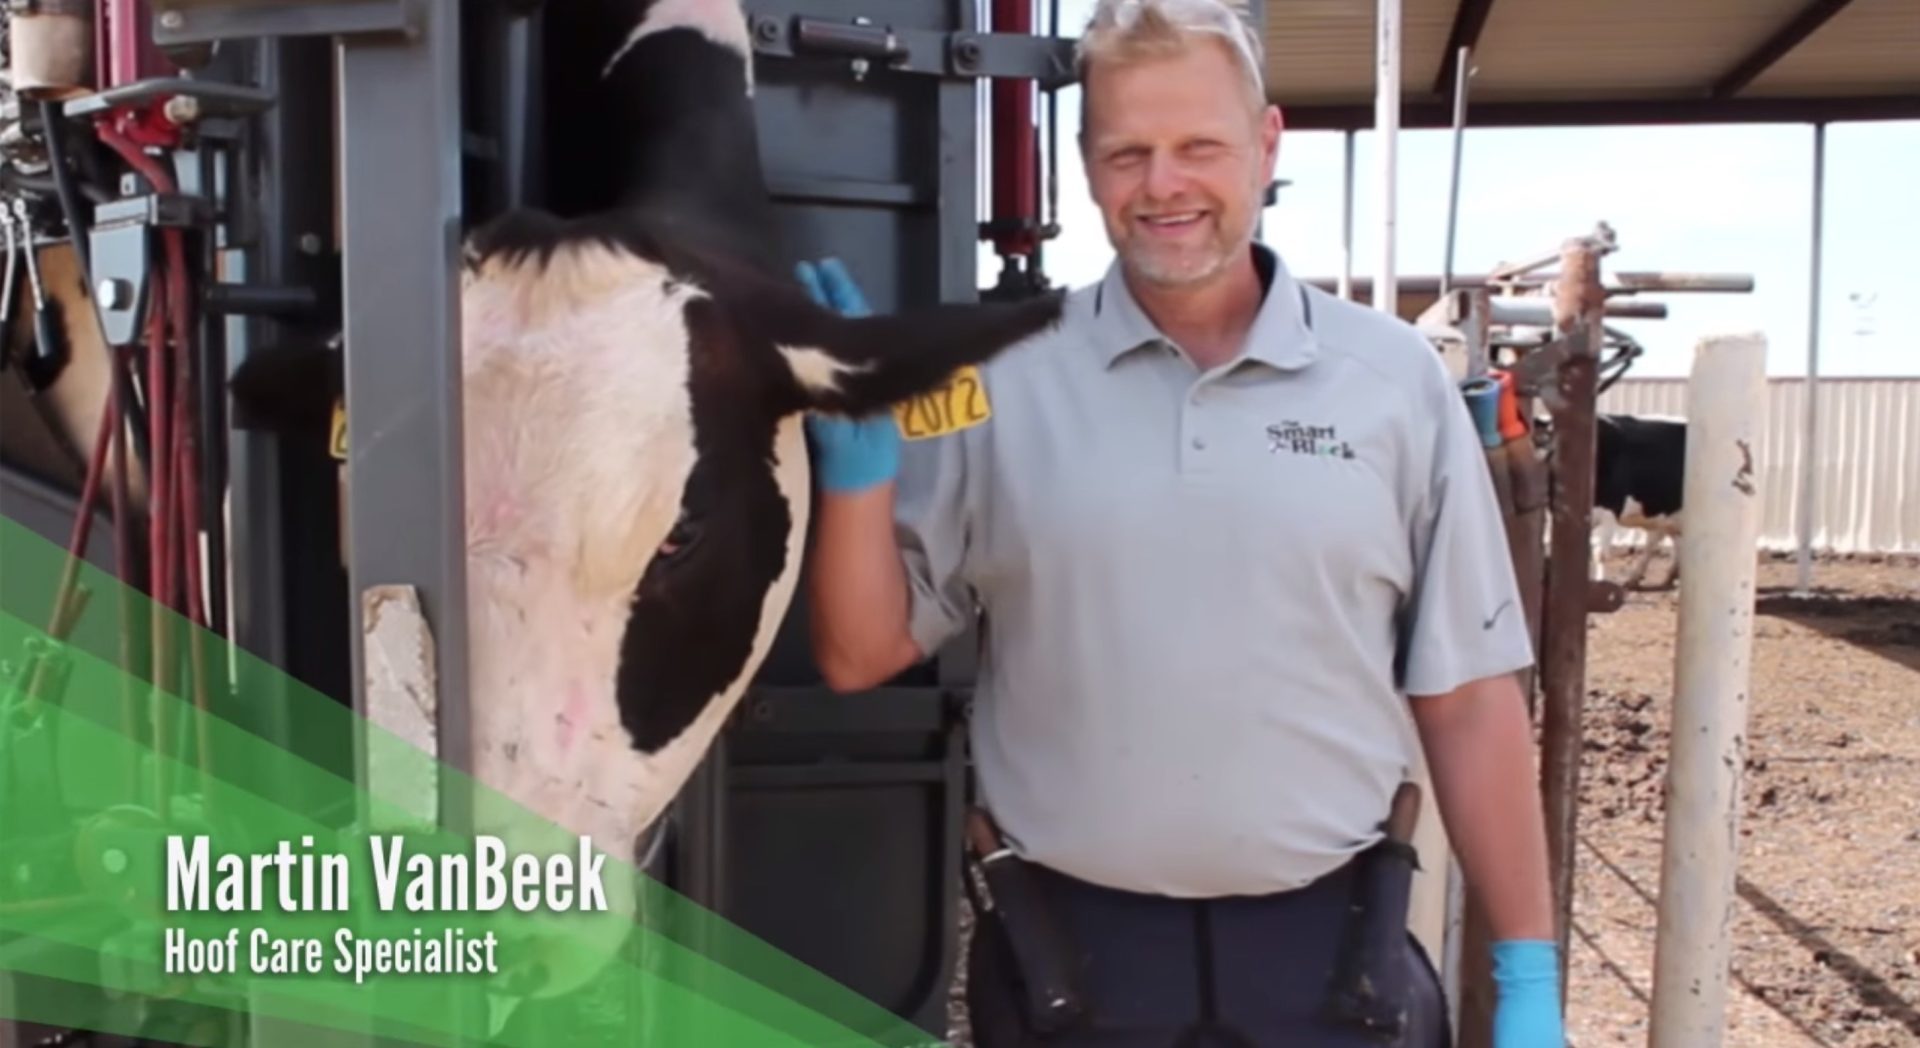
[1648,331,1768,1048]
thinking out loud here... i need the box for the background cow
[229,0,1064,1001]
[1592,412,1687,590]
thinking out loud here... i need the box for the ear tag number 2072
[892,365,991,441]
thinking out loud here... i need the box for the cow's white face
[462,240,705,847]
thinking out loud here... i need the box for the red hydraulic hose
[97,124,199,619]
[989,0,1038,260]
[44,371,119,636]
[97,121,214,798]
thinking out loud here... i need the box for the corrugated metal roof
[1261,0,1459,104]
[1471,0,1807,99]
[1255,0,1920,129]
[1746,0,1920,97]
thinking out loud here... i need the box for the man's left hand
[795,258,900,493]
[1491,939,1565,1046]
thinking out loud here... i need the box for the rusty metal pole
[1452,287,1502,1048]
[1539,236,1605,1003]
[1453,286,1558,1048]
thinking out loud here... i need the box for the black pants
[965,857,1451,1048]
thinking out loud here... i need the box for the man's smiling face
[1080,36,1280,289]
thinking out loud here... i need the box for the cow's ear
[761,288,1065,417]
[777,294,1063,416]
[228,342,343,438]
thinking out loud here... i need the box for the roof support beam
[1432,0,1497,96]
[1710,0,1856,98]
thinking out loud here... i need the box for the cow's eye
[657,512,701,560]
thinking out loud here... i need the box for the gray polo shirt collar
[1087,243,1321,373]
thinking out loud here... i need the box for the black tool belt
[963,808,1088,1036]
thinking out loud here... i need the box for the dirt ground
[1568,551,1920,1048]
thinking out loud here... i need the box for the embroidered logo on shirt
[1266,420,1354,460]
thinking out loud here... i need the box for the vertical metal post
[1371,0,1400,316]
[1648,332,1766,1048]
[1795,122,1825,595]
[1440,45,1470,297]
[334,6,474,1038]
[336,0,470,818]
[1539,236,1603,1005]
[1339,129,1355,301]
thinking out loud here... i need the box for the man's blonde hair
[1075,0,1267,110]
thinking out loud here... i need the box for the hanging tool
[0,200,19,364]
[15,197,68,390]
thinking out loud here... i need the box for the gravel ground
[1568,551,1920,1048]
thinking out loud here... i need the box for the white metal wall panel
[1597,377,1920,555]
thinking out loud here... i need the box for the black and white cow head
[230,0,1063,1001]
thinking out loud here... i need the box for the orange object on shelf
[1493,369,1529,440]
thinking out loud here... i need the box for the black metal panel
[215,33,355,710]
[660,0,990,1039]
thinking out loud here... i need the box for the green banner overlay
[0,514,946,1047]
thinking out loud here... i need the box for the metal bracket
[750,14,1078,89]
[86,193,214,347]
[1505,337,1573,410]
[147,0,421,45]
[61,77,276,120]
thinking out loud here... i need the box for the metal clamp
[86,189,224,347]
[751,14,1078,89]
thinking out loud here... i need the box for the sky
[974,6,1920,381]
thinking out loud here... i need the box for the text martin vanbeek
[166,834,609,913]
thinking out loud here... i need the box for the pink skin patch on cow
[479,490,520,539]
[557,680,590,752]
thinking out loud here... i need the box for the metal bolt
[163,95,201,125]
[299,233,323,255]
[96,277,132,309]
[753,17,778,43]
[159,10,183,29]
[102,849,128,875]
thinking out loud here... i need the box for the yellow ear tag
[892,364,991,441]
[329,398,348,461]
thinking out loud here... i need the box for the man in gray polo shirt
[800,0,1564,1044]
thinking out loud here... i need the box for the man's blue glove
[795,258,900,493]
[1491,940,1565,1047]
